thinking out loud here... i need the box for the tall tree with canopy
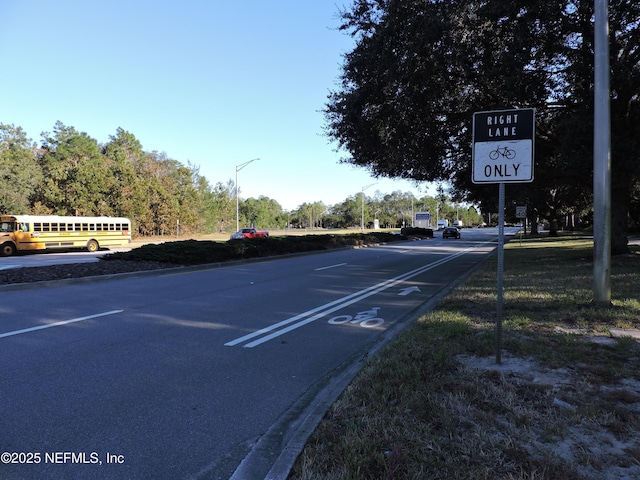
[325,0,639,253]
[36,121,112,215]
[0,124,41,214]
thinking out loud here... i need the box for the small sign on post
[472,108,535,365]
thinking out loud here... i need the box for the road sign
[472,108,535,184]
[414,212,431,228]
[516,206,527,218]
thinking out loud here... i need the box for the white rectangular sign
[472,109,535,184]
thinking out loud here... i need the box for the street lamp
[236,158,260,232]
[361,182,377,232]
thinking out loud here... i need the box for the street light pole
[361,183,377,232]
[235,158,260,232]
[593,0,611,307]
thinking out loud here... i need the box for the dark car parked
[442,227,461,239]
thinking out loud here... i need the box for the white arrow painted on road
[398,286,421,296]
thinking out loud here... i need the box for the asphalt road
[0,249,127,270]
[0,228,510,479]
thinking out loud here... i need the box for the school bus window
[74,223,81,231]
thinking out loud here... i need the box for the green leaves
[327,0,640,250]
[0,124,41,214]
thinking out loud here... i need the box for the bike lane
[227,237,498,479]
[225,239,495,350]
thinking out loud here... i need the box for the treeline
[0,121,480,236]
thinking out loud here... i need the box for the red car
[230,228,269,240]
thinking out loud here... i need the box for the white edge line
[314,263,348,271]
[231,242,493,348]
[224,268,412,347]
[0,310,124,339]
[242,255,457,348]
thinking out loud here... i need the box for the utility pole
[235,158,260,232]
[593,0,611,307]
[361,183,377,232]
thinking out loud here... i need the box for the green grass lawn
[288,235,640,480]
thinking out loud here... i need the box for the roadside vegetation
[288,235,640,480]
[0,123,484,237]
[103,231,430,265]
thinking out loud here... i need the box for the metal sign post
[473,108,535,364]
[496,183,505,363]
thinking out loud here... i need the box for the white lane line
[226,242,493,348]
[314,263,348,271]
[0,310,124,339]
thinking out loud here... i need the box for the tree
[241,196,284,229]
[326,0,640,253]
[102,128,150,223]
[36,121,111,215]
[211,180,236,232]
[329,195,360,228]
[0,124,41,214]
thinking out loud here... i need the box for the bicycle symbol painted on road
[489,145,516,160]
[328,307,385,328]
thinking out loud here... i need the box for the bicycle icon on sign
[489,145,516,160]
[328,307,385,328]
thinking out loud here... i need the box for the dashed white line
[0,310,124,339]
[314,263,348,271]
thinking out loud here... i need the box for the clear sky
[0,0,434,211]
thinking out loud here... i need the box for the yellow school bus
[0,215,131,256]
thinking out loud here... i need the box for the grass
[288,235,640,480]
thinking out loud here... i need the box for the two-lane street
[0,228,511,479]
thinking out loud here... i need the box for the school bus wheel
[86,240,99,252]
[1,242,16,256]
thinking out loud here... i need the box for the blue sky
[0,0,434,210]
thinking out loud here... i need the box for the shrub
[103,233,409,265]
[400,227,434,237]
